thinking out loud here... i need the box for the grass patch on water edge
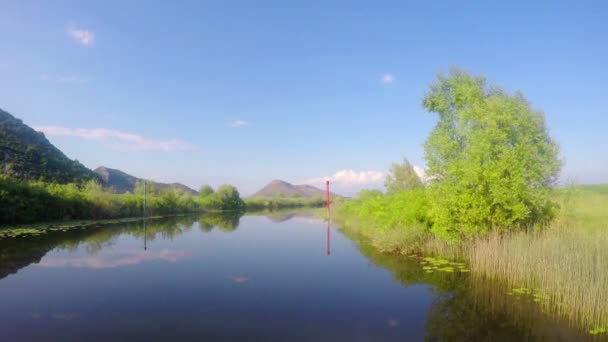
[330,185,608,335]
[0,214,186,240]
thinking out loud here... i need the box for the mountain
[0,108,98,183]
[94,166,197,195]
[252,179,332,198]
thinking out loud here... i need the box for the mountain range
[94,166,197,194]
[252,179,332,198]
[0,108,197,194]
[0,108,98,183]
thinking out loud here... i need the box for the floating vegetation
[0,216,168,240]
[589,325,607,335]
[418,257,470,274]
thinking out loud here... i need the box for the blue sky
[1,1,606,195]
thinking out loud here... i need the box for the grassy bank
[0,176,245,225]
[333,185,608,334]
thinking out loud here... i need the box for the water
[0,213,599,341]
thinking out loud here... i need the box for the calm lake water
[0,213,600,341]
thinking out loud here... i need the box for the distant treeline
[0,177,245,225]
[244,196,327,211]
[0,177,331,226]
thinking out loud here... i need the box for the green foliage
[338,189,430,253]
[197,184,246,211]
[422,69,561,241]
[0,176,245,225]
[198,184,214,198]
[0,108,98,183]
[384,158,423,193]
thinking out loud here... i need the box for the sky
[1,1,607,195]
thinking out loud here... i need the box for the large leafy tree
[198,185,214,198]
[423,69,560,241]
[384,158,423,193]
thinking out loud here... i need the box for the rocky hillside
[0,108,98,183]
[94,166,197,194]
[252,179,331,198]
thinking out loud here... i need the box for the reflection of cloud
[37,249,188,269]
[387,318,400,328]
[229,275,251,284]
[52,313,79,321]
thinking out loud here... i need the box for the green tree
[423,68,561,241]
[214,184,246,210]
[198,184,214,198]
[384,158,423,193]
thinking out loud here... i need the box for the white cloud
[305,169,387,196]
[305,165,428,196]
[68,28,95,46]
[382,73,394,84]
[34,126,197,152]
[230,120,250,128]
[413,165,426,181]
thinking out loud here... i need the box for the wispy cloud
[40,73,84,83]
[382,73,395,84]
[68,28,95,46]
[230,120,250,128]
[34,126,197,152]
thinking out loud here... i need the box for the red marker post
[326,180,330,256]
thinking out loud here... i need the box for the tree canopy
[198,185,214,197]
[423,69,561,241]
[384,158,423,193]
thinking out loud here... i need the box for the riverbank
[330,185,608,336]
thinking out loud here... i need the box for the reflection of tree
[341,229,592,341]
[198,220,214,233]
[0,215,201,281]
[198,211,243,232]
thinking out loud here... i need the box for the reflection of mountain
[0,214,242,281]
[247,210,319,223]
[340,229,593,341]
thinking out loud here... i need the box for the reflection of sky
[0,215,432,341]
[36,248,188,269]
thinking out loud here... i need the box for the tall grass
[468,186,608,330]
[334,185,608,332]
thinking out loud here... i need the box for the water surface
[0,213,600,341]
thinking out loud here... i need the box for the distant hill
[0,108,98,183]
[252,179,333,198]
[94,166,197,195]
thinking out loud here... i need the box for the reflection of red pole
[326,180,330,256]
[327,220,330,256]
[326,180,330,213]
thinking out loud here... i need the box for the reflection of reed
[465,275,592,341]
[339,227,596,341]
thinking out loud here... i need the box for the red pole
[326,180,330,212]
[326,180,330,256]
